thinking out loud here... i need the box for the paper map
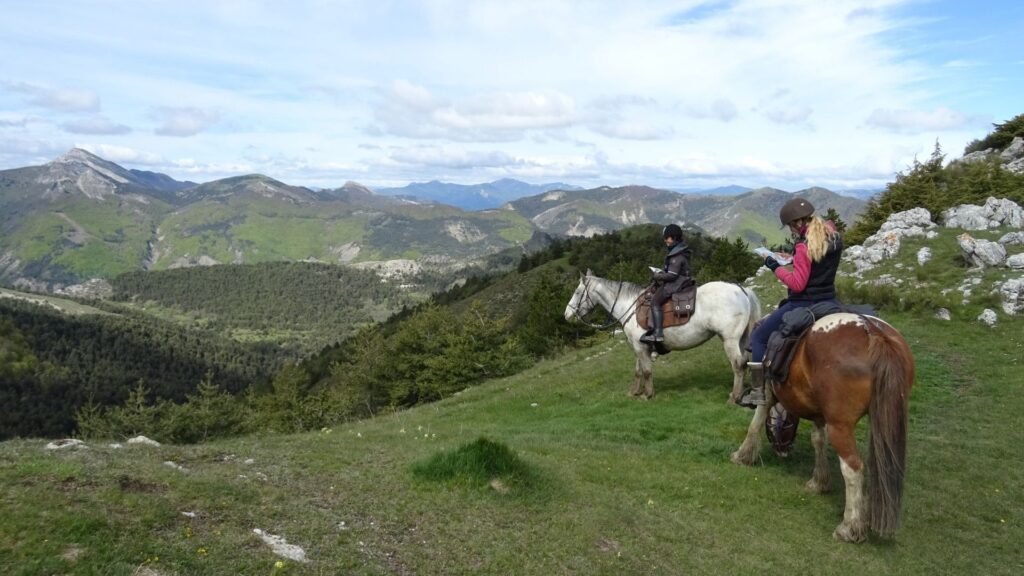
[754,246,793,265]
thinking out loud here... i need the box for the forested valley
[1,225,762,442]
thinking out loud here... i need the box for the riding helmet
[779,198,814,226]
[662,223,683,241]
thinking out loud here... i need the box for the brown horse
[730,313,914,542]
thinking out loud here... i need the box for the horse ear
[586,268,593,276]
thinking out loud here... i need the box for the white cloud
[1,0,1019,189]
[589,121,673,140]
[865,107,988,133]
[763,104,814,126]
[62,115,132,135]
[77,144,162,165]
[385,146,518,169]
[372,80,576,141]
[0,115,31,128]
[152,107,221,137]
[682,98,739,122]
[3,81,100,112]
[943,59,981,68]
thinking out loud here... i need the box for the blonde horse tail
[866,319,914,538]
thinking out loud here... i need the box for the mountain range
[0,149,866,291]
[374,178,582,210]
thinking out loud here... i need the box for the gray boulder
[1007,157,1024,174]
[844,207,935,271]
[917,247,932,266]
[957,137,1024,174]
[977,308,998,326]
[998,278,1024,315]
[959,149,994,164]
[999,231,1024,246]
[957,233,1007,268]
[1007,254,1024,270]
[942,197,1024,230]
[999,136,1024,162]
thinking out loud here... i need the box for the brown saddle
[636,282,698,331]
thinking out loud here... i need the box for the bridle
[569,276,642,330]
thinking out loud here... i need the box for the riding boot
[641,306,665,343]
[737,362,766,409]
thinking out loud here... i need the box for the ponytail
[804,215,839,262]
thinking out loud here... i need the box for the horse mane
[587,274,647,301]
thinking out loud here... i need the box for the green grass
[2,308,1021,574]
[0,288,114,316]
[411,437,542,492]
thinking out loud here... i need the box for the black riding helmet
[662,223,683,241]
[779,198,814,226]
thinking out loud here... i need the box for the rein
[571,277,643,330]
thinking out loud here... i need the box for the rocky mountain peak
[342,181,375,195]
[55,147,105,164]
[37,148,136,200]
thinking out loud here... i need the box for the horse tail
[866,319,914,538]
[738,285,762,354]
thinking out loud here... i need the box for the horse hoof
[833,522,867,543]
[804,478,831,494]
[730,450,754,466]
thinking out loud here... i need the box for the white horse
[564,270,762,400]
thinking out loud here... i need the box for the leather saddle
[637,281,698,332]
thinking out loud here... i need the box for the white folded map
[754,246,793,265]
[649,266,661,273]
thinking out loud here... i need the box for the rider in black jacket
[641,224,692,343]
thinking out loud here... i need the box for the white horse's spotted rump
[812,312,872,333]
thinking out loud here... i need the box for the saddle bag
[671,283,697,318]
[763,307,817,385]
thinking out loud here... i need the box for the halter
[569,276,641,330]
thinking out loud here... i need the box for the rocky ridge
[959,136,1024,174]
[843,197,1024,324]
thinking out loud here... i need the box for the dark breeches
[750,299,834,362]
[652,286,671,306]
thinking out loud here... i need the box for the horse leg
[828,423,868,543]
[805,420,831,493]
[730,403,769,465]
[629,349,654,399]
[722,337,748,405]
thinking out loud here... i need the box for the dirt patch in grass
[117,475,166,493]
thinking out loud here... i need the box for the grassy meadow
[1,308,1021,575]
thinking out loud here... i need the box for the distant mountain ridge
[508,184,865,245]
[374,178,582,210]
[0,149,866,291]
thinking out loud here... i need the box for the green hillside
[1,308,1020,574]
[3,195,167,283]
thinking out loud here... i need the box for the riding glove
[764,256,781,271]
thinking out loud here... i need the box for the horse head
[564,269,598,322]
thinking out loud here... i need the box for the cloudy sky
[1,0,1021,192]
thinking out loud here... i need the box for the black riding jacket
[653,241,692,295]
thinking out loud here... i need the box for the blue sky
[1,0,1021,191]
